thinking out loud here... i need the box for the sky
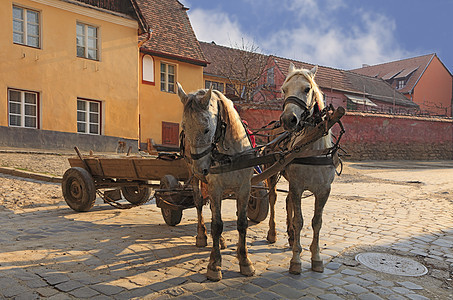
[180,0,453,72]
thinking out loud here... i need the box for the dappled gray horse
[177,83,255,281]
[267,63,336,274]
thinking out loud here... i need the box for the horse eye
[304,87,310,93]
[204,129,210,134]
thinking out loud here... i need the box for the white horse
[266,63,336,274]
[177,83,255,281]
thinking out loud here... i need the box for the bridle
[282,84,318,129]
[180,100,227,163]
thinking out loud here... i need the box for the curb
[0,167,62,183]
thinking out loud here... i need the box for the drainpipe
[137,29,152,149]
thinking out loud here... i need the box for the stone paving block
[405,294,430,300]
[239,282,262,294]
[55,280,84,292]
[35,287,59,297]
[343,275,373,287]
[270,284,307,299]
[193,289,220,298]
[392,286,413,295]
[47,293,73,300]
[318,294,344,300]
[397,281,423,290]
[369,286,397,297]
[41,273,71,286]
[343,283,369,294]
[2,285,30,298]
[322,276,348,286]
[375,279,394,287]
[250,277,278,288]
[91,284,125,295]
[277,276,310,290]
[387,294,406,300]
[11,291,40,300]
[302,277,332,289]
[148,281,172,292]
[303,286,325,297]
[69,286,100,298]
[326,286,353,297]
[340,268,361,276]
[219,287,246,298]
[358,293,385,300]
[24,278,49,288]
[325,262,341,270]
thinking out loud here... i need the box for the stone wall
[240,107,453,160]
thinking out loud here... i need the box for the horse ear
[200,87,212,108]
[177,82,188,105]
[310,65,318,78]
[288,62,296,73]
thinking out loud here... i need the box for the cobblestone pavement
[0,153,452,299]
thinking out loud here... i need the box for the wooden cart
[62,149,269,226]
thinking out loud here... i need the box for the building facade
[352,54,453,117]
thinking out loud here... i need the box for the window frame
[205,80,225,93]
[76,21,99,61]
[12,5,41,49]
[142,54,155,85]
[77,98,102,135]
[160,62,176,93]
[8,88,40,129]
[267,67,275,86]
[397,79,406,89]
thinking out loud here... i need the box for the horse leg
[237,184,255,276]
[286,193,295,248]
[206,191,223,281]
[289,184,304,274]
[310,187,330,273]
[266,174,278,243]
[193,180,208,247]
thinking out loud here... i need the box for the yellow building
[136,0,207,150]
[0,0,207,152]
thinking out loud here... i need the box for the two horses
[176,63,335,280]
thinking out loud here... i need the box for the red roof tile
[350,54,435,94]
[199,41,268,81]
[272,56,417,107]
[135,0,207,66]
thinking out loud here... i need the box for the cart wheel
[62,167,96,212]
[248,181,269,223]
[121,183,151,205]
[160,175,183,226]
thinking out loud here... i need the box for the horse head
[280,63,323,131]
[177,82,219,178]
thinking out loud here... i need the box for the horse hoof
[206,268,222,281]
[220,237,227,249]
[289,262,302,274]
[311,260,324,273]
[266,232,277,244]
[240,263,255,277]
[196,236,208,247]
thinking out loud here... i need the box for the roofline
[140,48,208,67]
[129,0,149,34]
[410,54,435,94]
[350,53,437,71]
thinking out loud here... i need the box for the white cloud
[188,8,256,48]
[187,3,413,69]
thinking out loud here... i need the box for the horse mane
[212,90,247,142]
[283,69,325,110]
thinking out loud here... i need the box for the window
[77,22,98,60]
[205,80,224,93]
[160,63,175,93]
[267,67,275,85]
[77,99,101,134]
[143,55,155,84]
[13,5,40,48]
[8,89,39,129]
[226,84,236,95]
[397,79,406,89]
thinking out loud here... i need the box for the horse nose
[281,112,298,130]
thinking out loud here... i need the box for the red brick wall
[239,108,453,160]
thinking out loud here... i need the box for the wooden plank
[68,158,104,176]
[99,158,137,179]
[133,158,189,181]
